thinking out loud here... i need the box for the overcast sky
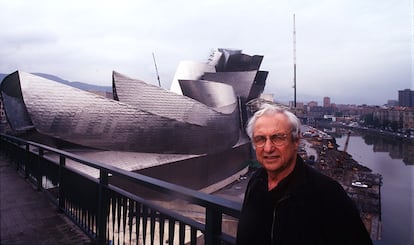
[0,0,412,105]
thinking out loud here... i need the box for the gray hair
[246,103,301,141]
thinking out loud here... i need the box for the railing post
[25,143,30,178]
[37,148,43,191]
[58,155,66,211]
[97,169,109,244]
[205,208,222,245]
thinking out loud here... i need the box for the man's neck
[267,161,296,191]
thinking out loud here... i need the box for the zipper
[270,194,291,244]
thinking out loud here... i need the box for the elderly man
[236,103,372,245]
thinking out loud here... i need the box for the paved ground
[0,153,92,245]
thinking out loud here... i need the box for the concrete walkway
[0,153,92,245]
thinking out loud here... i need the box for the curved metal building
[1,71,240,154]
[0,48,268,189]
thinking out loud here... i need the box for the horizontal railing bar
[1,133,243,244]
[109,170,242,217]
[0,133,242,218]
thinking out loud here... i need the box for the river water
[332,129,413,245]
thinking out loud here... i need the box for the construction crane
[343,130,351,152]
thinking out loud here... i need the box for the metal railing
[0,133,242,244]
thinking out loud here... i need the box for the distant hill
[0,72,112,92]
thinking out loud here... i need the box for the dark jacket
[236,155,373,245]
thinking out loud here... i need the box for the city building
[289,101,304,109]
[307,101,318,108]
[323,96,331,107]
[386,100,399,107]
[373,107,414,133]
[398,89,414,107]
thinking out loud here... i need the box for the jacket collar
[255,155,308,195]
[284,155,308,196]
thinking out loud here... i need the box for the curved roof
[1,71,239,154]
[0,48,268,155]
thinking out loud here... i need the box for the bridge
[0,133,242,244]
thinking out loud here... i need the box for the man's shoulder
[247,166,266,181]
[301,163,345,193]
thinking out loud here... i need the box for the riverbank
[301,126,382,240]
[334,133,413,245]
[331,122,414,143]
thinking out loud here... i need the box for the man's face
[253,113,299,176]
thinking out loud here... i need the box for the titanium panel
[178,79,237,113]
[248,70,268,100]
[1,71,239,154]
[170,49,267,101]
[207,50,224,68]
[170,61,216,95]
[225,54,264,71]
[0,72,34,131]
[112,71,224,124]
[202,70,258,99]
[215,49,242,71]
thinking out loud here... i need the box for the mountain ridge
[0,72,112,92]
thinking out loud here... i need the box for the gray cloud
[0,0,411,105]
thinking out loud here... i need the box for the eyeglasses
[252,133,290,147]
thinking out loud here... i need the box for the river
[331,129,414,245]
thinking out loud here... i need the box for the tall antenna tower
[293,14,297,109]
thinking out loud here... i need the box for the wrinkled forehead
[253,113,292,135]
